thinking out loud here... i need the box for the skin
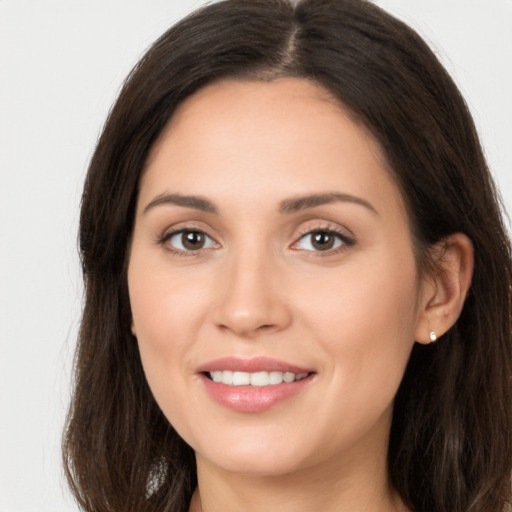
[128,78,473,512]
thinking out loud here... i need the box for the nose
[212,247,292,338]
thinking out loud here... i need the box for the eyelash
[157,227,218,257]
[157,224,355,257]
[291,225,355,256]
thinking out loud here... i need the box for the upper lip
[196,356,313,374]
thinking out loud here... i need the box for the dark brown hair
[63,1,512,511]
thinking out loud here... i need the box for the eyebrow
[143,191,378,216]
[279,193,378,215]
[143,193,218,214]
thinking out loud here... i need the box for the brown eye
[182,231,205,250]
[311,231,335,251]
[295,230,346,252]
[167,230,216,252]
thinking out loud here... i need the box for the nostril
[213,291,293,337]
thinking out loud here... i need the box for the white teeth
[208,370,309,386]
[250,371,269,387]
[232,371,250,386]
[221,370,233,385]
[211,371,223,383]
[283,372,295,383]
[269,371,283,384]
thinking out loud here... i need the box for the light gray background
[1,1,510,510]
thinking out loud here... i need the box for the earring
[429,330,437,342]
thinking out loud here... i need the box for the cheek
[296,247,419,405]
[128,241,211,343]
[128,260,217,445]
[127,247,211,404]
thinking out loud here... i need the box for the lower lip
[199,374,314,413]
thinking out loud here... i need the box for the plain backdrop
[1,1,511,510]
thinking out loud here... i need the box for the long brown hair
[63,1,512,511]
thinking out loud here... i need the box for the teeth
[250,371,269,386]
[221,370,233,385]
[208,370,309,386]
[232,371,250,386]
[211,371,223,383]
[283,372,295,383]
[269,371,284,385]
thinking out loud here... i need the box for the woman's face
[128,78,427,476]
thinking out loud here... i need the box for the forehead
[140,78,406,223]
[146,77,385,171]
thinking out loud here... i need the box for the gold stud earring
[429,330,437,342]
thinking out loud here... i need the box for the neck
[189,430,408,512]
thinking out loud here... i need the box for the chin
[187,422,326,477]
[198,446,312,477]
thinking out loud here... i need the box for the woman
[63,0,512,511]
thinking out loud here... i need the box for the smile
[197,357,315,412]
[208,370,309,386]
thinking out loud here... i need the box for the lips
[196,357,315,413]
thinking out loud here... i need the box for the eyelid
[156,223,221,256]
[294,219,354,240]
[154,219,354,257]
[290,221,355,254]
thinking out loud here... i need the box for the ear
[414,233,474,344]
[131,319,137,337]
